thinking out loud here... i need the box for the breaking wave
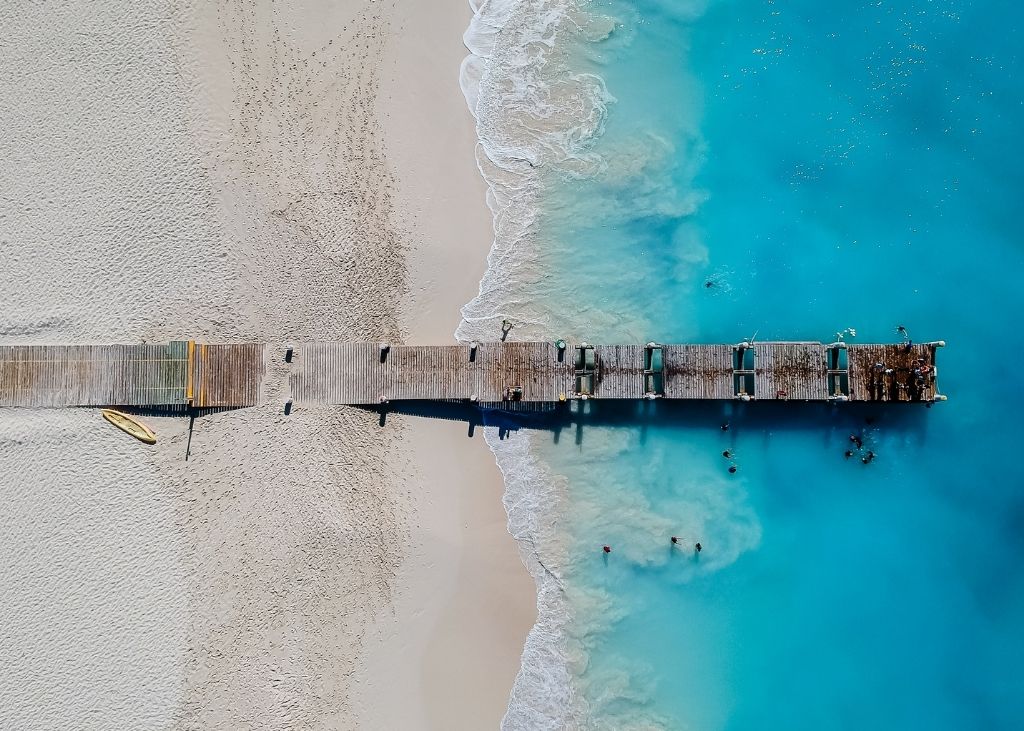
[458,1,614,727]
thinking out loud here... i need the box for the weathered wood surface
[289,341,944,405]
[847,343,938,402]
[290,342,574,405]
[190,342,265,408]
[663,344,734,399]
[0,340,942,408]
[592,345,647,399]
[754,342,829,400]
[0,342,190,407]
[0,341,264,408]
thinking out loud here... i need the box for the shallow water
[464,0,1024,727]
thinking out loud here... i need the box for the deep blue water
[529,0,1024,727]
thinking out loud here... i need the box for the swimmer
[723,450,732,458]
[728,464,738,474]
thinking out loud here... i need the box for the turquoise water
[526,0,1024,727]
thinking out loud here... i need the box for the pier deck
[290,342,571,405]
[847,343,939,402]
[0,339,943,409]
[289,341,944,406]
[0,342,265,408]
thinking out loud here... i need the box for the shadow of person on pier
[363,398,932,446]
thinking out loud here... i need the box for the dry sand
[0,1,532,729]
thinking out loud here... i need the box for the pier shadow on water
[364,399,933,445]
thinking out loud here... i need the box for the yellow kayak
[101,409,157,445]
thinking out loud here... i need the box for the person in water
[728,464,738,474]
[695,543,702,553]
[602,545,612,554]
[862,450,876,464]
[723,450,732,458]
[721,421,730,432]
[849,433,863,449]
[844,449,854,459]
[671,536,679,545]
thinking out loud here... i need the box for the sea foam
[459,1,613,727]
[458,0,613,343]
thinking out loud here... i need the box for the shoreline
[353,0,536,728]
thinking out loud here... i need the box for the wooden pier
[0,339,944,410]
[289,340,945,406]
[0,341,265,409]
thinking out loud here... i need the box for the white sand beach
[0,1,532,729]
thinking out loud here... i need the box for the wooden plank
[662,344,733,399]
[0,343,182,407]
[192,343,265,408]
[754,342,827,400]
[0,342,260,408]
[847,343,938,402]
[593,345,645,399]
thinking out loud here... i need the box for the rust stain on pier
[847,343,940,402]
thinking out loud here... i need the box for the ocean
[461,0,1024,728]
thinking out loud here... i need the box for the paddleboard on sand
[101,409,157,445]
